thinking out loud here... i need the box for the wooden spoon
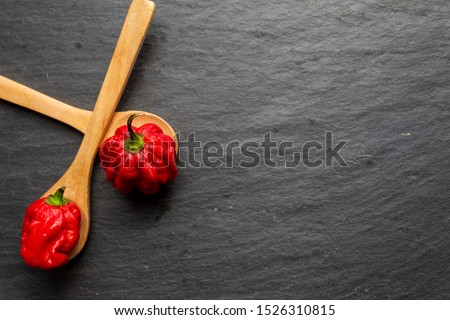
[0,75,177,149]
[35,0,155,260]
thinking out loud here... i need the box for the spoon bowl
[69,108,178,150]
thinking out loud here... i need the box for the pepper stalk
[125,114,145,153]
[45,187,69,206]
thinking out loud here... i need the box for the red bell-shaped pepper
[99,114,178,194]
[20,187,81,269]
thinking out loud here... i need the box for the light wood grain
[0,76,91,133]
[0,75,178,148]
[42,0,155,260]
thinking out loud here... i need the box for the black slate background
[1,0,449,299]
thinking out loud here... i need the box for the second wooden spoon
[33,0,155,260]
[0,75,178,149]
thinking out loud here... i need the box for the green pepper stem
[127,114,141,140]
[125,114,145,153]
[45,187,69,206]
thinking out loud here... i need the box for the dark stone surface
[1,0,450,299]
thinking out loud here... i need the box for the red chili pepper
[20,187,81,269]
[99,114,178,194]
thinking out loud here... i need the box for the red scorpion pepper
[20,187,81,269]
[99,114,177,194]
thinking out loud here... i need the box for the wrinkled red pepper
[20,187,81,269]
[99,114,177,194]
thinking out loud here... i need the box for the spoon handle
[74,0,155,163]
[0,75,90,133]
